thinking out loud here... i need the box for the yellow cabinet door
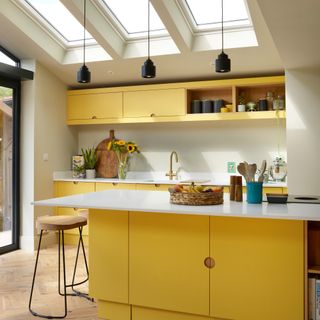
[123,88,186,118]
[129,212,210,316]
[210,217,304,320]
[96,182,136,191]
[67,92,122,120]
[136,184,171,191]
[54,181,94,237]
[89,209,129,304]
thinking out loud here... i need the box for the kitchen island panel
[210,217,304,320]
[89,209,129,304]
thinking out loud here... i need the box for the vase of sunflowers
[107,139,139,179]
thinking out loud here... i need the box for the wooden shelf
[308,266,320,274]
[67,111,286,125]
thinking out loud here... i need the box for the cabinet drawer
[67,92,122,120]
[123,88,186,118]
[96,182,136,191]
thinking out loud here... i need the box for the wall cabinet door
[210,217,304,320]
[123,88,186,118]
[129,212,210,316]
[89,209,129,304]
[67,92,122,120]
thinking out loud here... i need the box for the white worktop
[33,189,320,221]
[53,171,287,187]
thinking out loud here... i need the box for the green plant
[81,147,97,170]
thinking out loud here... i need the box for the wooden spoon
[247,163,257,182]
[258,160,267,182]
[237,163,248,182]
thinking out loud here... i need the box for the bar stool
[29,215,90,319]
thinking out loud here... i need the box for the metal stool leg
[29,230,68,319]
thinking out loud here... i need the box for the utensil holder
[246,182,263,204]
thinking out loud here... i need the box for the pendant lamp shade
[215,0,231,73]
[77,0,91,83]
[142,0,156,78]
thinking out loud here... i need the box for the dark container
[258,98,268,111]
[214,99,224,113]
[191,100,202,113]
[202,100,213,113]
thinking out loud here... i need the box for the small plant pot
[85,169,96,179]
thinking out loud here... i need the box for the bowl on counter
[266,193,288,204]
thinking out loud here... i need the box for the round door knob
[204,257,215,269]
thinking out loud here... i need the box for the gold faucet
[166,151,179,180]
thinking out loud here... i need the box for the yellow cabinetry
[89,210,129,304]
[96,182,136,191]
[210,217,304,320]
[54,181,95,244]
[123,88,186,118]
[136,184,171,191]
[67,91,122,123]
[129,212,209,315]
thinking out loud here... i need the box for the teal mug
[246,182,263,204]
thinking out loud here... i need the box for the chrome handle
[204,257,215,269]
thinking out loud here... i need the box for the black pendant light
[77,0,91,83]
[215,0,231,73]
[142,0,156,78]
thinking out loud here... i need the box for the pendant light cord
[83,0,86,66]
[221,0,224,52]
[147,0,150,59]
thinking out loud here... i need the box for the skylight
[101,0,168,38]
[183,0,251,30]
[24,0,93,44]
[0,52,17,67]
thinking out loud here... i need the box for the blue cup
[246,182,263,204]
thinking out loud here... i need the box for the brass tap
[166,151,179,180]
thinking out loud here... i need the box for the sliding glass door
[0,81,19,254]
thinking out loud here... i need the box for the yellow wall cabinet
[67,91,122,122]
[123,88,186,118]
[89,210,304,320]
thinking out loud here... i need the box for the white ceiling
[0,0,317,89]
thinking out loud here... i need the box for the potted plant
[81,147,97,179]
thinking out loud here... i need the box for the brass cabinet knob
[112,182,118,186]
[91,115,97,119]
[204,257,215,269]
[73,181,79,185]
[150,113,155,117]
[154,184,160,187]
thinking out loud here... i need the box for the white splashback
[77,120,286,174]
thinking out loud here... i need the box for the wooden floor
[0,245,98,320]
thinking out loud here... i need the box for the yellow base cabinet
[89,209,129,303]
[97,300,131,320]
[129,212,209,316]
[210,217,304,320]
[95,182,136,191]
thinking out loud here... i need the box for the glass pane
[0,86,13,247]
[185,0,249,28]
[25,0,93,42]
[102,0,168,36]
[0,52,16,67]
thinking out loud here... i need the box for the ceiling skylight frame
[20,0,97,48]
[96,0,169,41]
[177,0,253,34]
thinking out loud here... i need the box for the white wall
[78,120,286,177]
[20,61,78,251]
[286,68,320,194]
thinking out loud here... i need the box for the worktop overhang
[33,189,320,221]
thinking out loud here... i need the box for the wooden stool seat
[37,215,87,231]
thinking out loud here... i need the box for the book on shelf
[309,277,320,320]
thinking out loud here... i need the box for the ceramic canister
[202,100,213,113]
[191,100,202,113]
[214,99,224,113]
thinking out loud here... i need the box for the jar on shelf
[273,95,285,110]
[266,91,274,110]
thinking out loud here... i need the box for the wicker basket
[169,190,224,206]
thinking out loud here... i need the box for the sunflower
[127,143,135,153]
[116,140,126,146]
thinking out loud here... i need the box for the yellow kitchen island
[33,190,310,320]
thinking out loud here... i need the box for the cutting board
[95,130,118,178]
